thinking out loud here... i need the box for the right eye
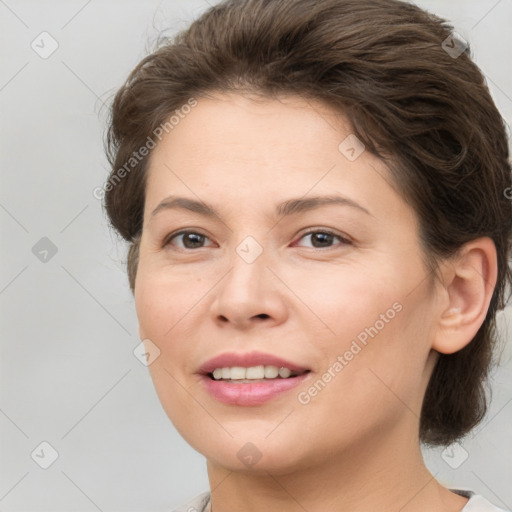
[163,230,215,250]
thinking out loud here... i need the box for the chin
[189,432,319,476]
[208,449,305,475]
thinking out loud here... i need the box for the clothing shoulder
[171,491,211,512]
[461,493,509,512]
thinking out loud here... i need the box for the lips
[197,351,312,406]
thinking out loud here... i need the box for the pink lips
[197,351,311,406]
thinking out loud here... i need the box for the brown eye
[164,231,213,250]
[296,229,351,249]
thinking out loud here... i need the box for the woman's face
[135,93,440,473]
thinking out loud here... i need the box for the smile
[197,352,312,406]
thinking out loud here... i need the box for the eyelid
[163,227,352,250]
[162,229,215,249]
[294,227,352,248]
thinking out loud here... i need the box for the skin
[134,92,497,512]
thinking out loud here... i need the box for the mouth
[206,365,311,382]
[197,352,312,406]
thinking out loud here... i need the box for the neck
[205,422,468,512]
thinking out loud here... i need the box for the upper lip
[197,351,310,375]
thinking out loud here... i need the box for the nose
[209,249,288,330]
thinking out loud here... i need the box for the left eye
[295,230,350,249]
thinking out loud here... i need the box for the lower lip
[200,373,311,406]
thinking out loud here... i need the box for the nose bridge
[223,234,269,297]
[210,232,283,326]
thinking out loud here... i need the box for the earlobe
[432,237,497,355]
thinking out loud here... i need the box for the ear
[432,237,498,355]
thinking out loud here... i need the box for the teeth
[211,365,298,380]
[246,365,265,379]
[264,365,279,379]
[278,367,292,378]
[230,367,246,380]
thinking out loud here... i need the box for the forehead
[149,91,348,161]
[143,92,407,223]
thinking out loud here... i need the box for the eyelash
[162,228,352,250]
[298,228,352,248]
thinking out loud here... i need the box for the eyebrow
[150,194,372,220]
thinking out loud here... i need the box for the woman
[103,0,512,510]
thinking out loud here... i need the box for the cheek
[135,280,170,341]
[135,264,201,341]
[291,314,429,457]
[134,270,193,404]
[298,261,434,410]
[134,272,208,440]
[315,291,434,425]
[288,262,399,344]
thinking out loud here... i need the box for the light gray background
[0,1,511,510]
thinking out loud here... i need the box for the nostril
[256,314,270,319]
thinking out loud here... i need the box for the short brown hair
[104,0,512,445]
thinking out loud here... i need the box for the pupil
[312,233,332,247]
[184,233,204,248]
